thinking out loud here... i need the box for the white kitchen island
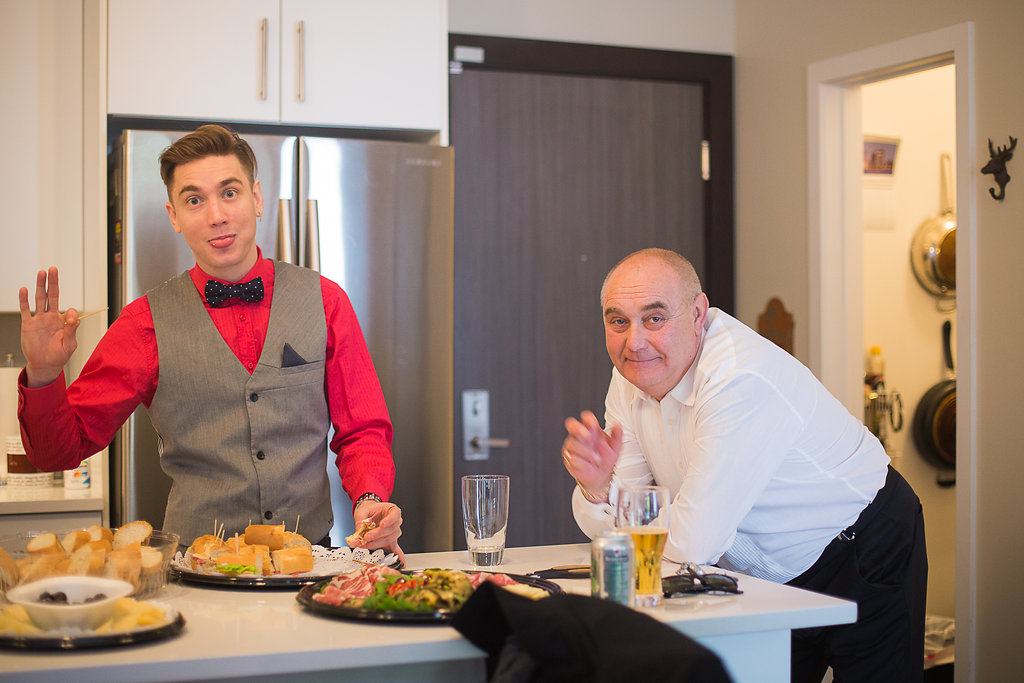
[0,543,855,683]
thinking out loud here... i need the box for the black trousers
[786,466,928,683]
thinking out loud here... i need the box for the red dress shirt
[18,256,395,506]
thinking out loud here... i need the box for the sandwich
[186,534,227,571]
[271,545,314,574]
[283,531,312,550]
[244,523,286,551]
[213,543,273,576]
[345,520,376,547]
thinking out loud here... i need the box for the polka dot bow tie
[204,277,265,307]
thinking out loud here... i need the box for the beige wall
[861,65,957,618]
[736,1,1024,679]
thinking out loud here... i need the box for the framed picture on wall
[863,134,899,228]
[864,135,900,186]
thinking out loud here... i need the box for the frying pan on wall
[912,320,956,483]
[910,154,956,299]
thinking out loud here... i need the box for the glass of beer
[616,485,670,607]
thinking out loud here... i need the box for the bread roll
[113,520,153,549]
[26,532,63,556]
[61,529,91,555]
[0,546,20,591]
[245,524,285,551]
[271,545,314,574]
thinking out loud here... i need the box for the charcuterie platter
[296,565,560,623]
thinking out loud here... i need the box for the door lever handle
[470,436,510,449]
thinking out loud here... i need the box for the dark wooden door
[449,36,734,549]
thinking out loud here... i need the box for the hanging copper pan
[910,154,956,298]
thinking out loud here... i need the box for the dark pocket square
[282,343,308,368]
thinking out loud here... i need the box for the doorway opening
[807,21,975,673]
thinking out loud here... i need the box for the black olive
[83,593,107,603]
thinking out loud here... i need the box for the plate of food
[296,565,561,623]
[170,524,400,588]
[0,589,185,650]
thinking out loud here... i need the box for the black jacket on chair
[451,582,733,683]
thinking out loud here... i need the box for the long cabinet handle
[296,20,306,103]
[258,18,268,101]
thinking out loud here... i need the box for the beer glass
[616,485,670,607]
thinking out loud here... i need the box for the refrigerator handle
[304,199,320,272]
[276,198,295,264]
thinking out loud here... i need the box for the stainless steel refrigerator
[109,129,453,551]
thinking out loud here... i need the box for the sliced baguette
[104,546,142,589]
[68,545,107,576]
[26,532,64,556]
[0,546,20,591]
[113,520,153,549]
[86,524,114,545]
[61,529,92,555]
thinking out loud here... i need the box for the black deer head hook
[981,136,1017,201]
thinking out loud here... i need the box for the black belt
[836,465,898,543]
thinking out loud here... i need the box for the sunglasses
[663,562,742,596]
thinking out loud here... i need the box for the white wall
[861,65,957,618]
[449,0,734,54]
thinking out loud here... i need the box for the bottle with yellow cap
[865,346,885,391]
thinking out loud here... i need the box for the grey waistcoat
[147,262,332,544]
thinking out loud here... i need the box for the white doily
[171,545,398,578]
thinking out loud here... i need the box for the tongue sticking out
[209,235,235,249]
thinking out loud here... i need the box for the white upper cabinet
[0,0,84,311]
[107,0,446,131]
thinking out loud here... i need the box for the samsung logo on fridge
[406,158,443,167]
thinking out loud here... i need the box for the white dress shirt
[573,307,889,583]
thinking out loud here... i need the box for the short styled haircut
[600,248,703,306]
[158,124,258,199]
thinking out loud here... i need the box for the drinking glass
[461,474,510,566]
[616,485,670,607]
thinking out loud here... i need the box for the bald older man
[562,248,927,683]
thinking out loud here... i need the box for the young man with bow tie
[17,125,404,560]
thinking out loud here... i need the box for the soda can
[591,530,635,607]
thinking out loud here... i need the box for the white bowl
[6,575,134,631]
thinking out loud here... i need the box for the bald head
[601,248,703,309]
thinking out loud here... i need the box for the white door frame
[807,22,975,679]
